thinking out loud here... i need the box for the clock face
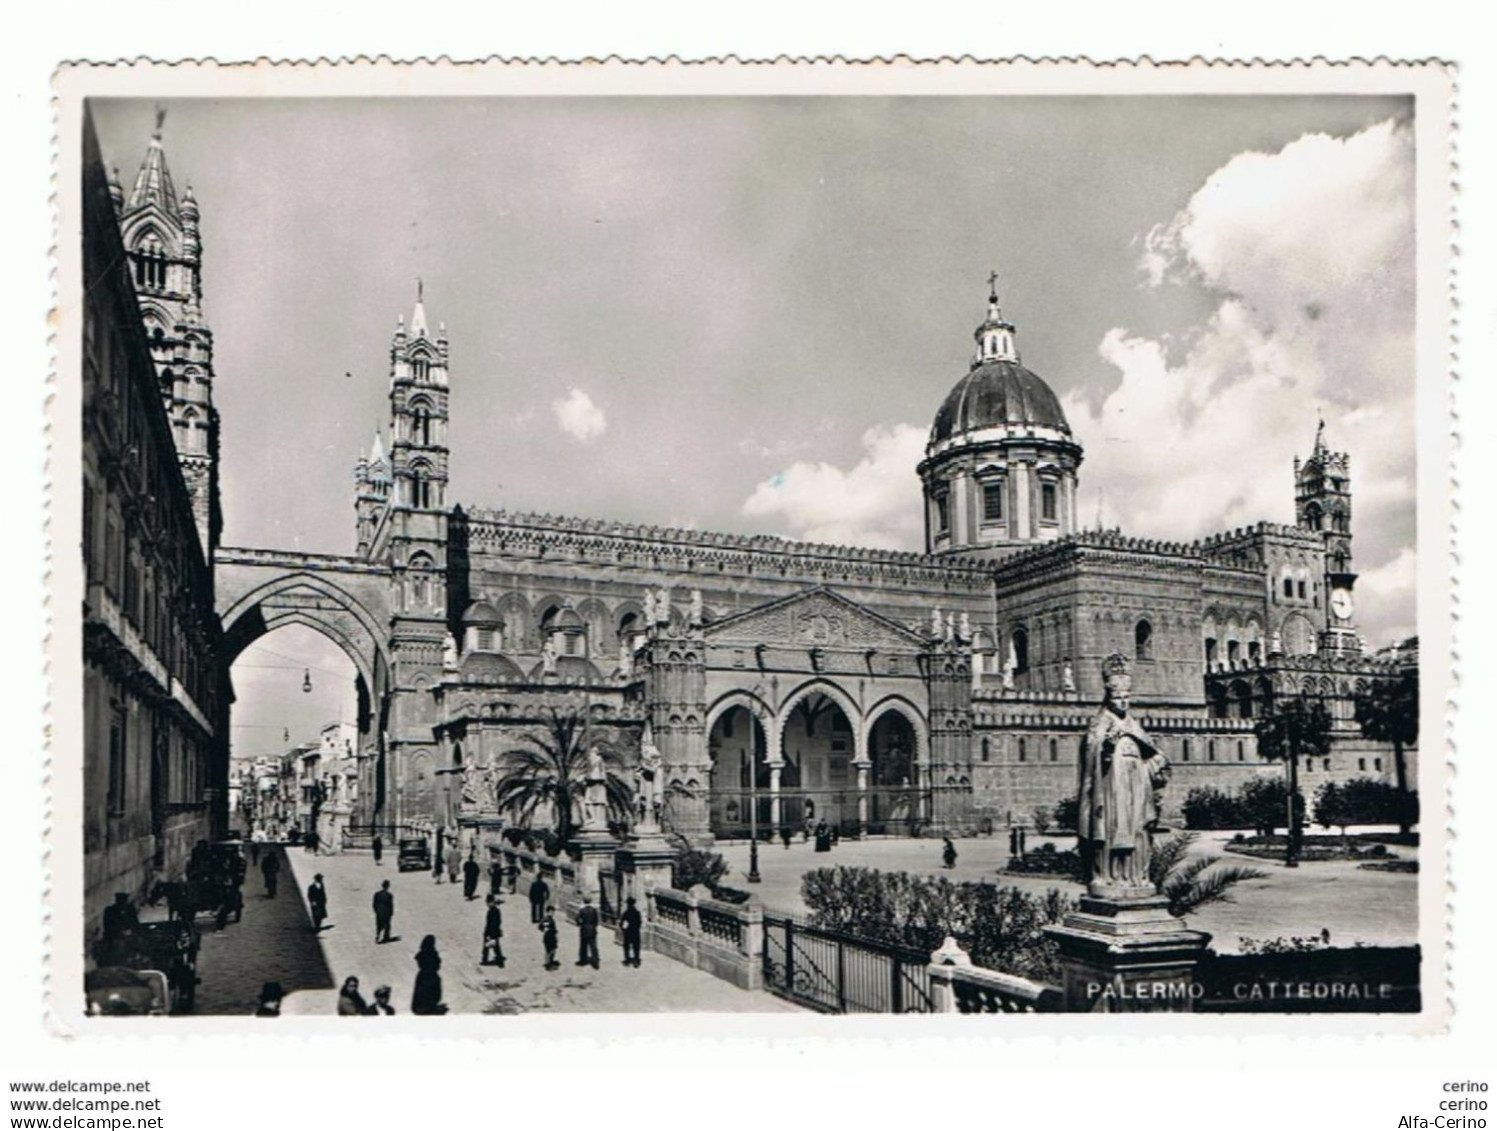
[1330,589,1354,622]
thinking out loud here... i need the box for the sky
[91,95,1419,752]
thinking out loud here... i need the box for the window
[1237,741,1245,762]
[982,482,1004,523]
[1049,738,1058,763]
[722,713,734,738]
[1358,757,1366,772]
[107,703,127,815]
[411,357,430,382]
[1297,579,1308,600]
[1018,739,1027,763]
[1227,639,1241,665]
[1041,482,1058,522]
[1374,757,1383,772]
[1208,740,1217,762]
[1323,758,1331,771]
[82,483,94,580]
[1134,619,1153,661]
[475,628,494,651]
[1284,577,1295,599]
[934,492,949,534]
[1181,739,1191,762]
[1204,638,1218,666]
[1012,627,1029,673]
[980,737,989,763]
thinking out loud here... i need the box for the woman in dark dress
[411,935,447,1014]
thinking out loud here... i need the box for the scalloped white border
[46,56,1457,1039]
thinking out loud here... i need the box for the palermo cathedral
[104,121,1417,851]
[337,278,1415,843]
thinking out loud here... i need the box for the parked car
[397,837,431,873]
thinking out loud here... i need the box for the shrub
[1003,843,1086,880]
[672,847,729,892]
[1030,805,1052,835]
[1182,781,1305,832]
[1052,797,1079,832]
[1316,777,1419,830]
[799,866,1075,983]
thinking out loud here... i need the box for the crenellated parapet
[459,506,992,590]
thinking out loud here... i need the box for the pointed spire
[411,278,428,339]
[1312,414,1328,458]
[127,109,180,216]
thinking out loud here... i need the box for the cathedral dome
[930,359,1071,444]
[461,599,502,627]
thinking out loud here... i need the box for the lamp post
[747,748,761,884]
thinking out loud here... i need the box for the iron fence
[762,913,934,1013]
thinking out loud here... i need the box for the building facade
[339,279,1415,843]
[98,123,1414,847]
[82,109,226,947]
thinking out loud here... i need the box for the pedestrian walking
[307,873,328,931]
[372,833,383,866]
[1008,826,1019,858]
[780,824,793,850]
[620,897,643,968]
[253,981,283,1017]
[411,935,447,1015]
[942,837,958,869]
[249,840,261,867]
[1018,826,1028,856]
[338,976,372,1016]
[528,874,550,923]
[306,827,320,855]
[261,850,280,898]
[576,896,601,969]
[540,913,559,970]
[370,985,394,1015]
[463,853,481,901]
[447,841,461,887]
[481,894,506,967]
[432,840,444,884]
[372,880,394,944]
[488,859,504,897]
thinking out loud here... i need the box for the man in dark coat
[481,894,505,967]
[307,873,328,931]
[540,913,559,970]
[576,897,600,968]
[462,853,481,901]
[261,850,280,898]
[488,859,504,897]
[372,880,394,944]
[101,892,138,947]
[528,875,550,923]
[620,897,643,968]
[372,834,383,866]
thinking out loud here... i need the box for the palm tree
[1354,670,1419,835]
[1149,831,1268,917]
[491,707,634,845]
[1254,695,1333,867]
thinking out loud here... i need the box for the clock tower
[1295,420,1359,655]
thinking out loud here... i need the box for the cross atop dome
[973,273,1018,365]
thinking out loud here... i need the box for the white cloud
[1064,118,1416,644]
[1355,547,1418,648]
[742,423,927,549]
[552,387,608,443]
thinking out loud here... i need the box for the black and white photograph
[55,60,1451,1026]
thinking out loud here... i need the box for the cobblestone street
[191,847,336,1015]
[271,848,801,1015]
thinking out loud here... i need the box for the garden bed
[1223,834,1405,864]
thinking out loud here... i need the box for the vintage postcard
[48,58,1454,1033]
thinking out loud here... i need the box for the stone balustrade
[926,937,1062,1013]
[645,886,764,991]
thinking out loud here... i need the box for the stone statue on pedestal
[944,612,956,643]
[657,587,672,626]
[636,723,664,831]
[643,590,657,628]
[959,612,972,643]
[1002,642,1016,690]
[689,589,704,627]
[618,637,633,678]
[442,632,458,672]
[582,742,610,832]
[1076,653,1172,897]
[1063,663,1076,693]
[541,635,558,675]
[930,607,944,640]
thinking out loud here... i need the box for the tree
[1314,780,1349,835]
[490,708,634,844]
[1253,695,1333,867]
[1148,831,1268,917]
[1355,671,1419,835]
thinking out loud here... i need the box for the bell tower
[116,110,220,561]
[1295,420,1359,653]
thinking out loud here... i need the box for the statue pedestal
[615,830,677,905]
[571,828,617,903]
[1045,894,1212,1013]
